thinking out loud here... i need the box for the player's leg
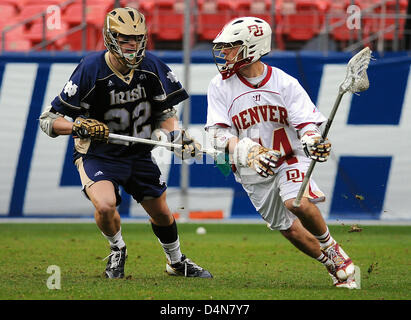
[86,180,124,247]
[76,157,127,279]
[141,192,212,278]
[284,197,355,286]
[278,163,355,286]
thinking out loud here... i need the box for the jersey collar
[105,52,134,85]
[236,64,272,89]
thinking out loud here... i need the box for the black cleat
[103,246,127,279]
[166,254,213,278]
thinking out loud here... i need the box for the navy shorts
[75,155,167,205]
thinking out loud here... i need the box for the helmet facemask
[212,41,252,80]
[106,31,147,69]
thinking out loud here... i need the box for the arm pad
[153,108,177,129]
[39,106,62,138]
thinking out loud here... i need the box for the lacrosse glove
[234,137,281,178]
[72,116,109,143]
[300,131,331,162]
[169,130,202,160]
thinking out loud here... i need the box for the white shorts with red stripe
[240,157,325,231]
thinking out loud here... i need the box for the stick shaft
[108,133,221,157]
[292,92,344,208]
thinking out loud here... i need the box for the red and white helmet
[212,17,272,79]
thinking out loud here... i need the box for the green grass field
[1,222,410,300]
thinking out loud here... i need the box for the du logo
[248,25,264,37]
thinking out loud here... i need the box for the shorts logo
[94,171,104,177]
[286,169,305,183]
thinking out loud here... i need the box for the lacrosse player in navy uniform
[39,7,212,279]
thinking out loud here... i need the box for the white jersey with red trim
[206,64,327,185]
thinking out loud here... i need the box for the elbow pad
[39,106,62,138]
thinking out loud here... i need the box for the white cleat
[322,241,355,281]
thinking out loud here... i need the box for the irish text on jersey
[109,84,147,105]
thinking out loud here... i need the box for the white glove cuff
[299,123,321,140]
[233,137,259,167]
[300,131,322,147]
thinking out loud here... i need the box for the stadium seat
[369,0,408,40]
[0,21,27,51]
[149,0,186,41]
[15,3,60,28]
[0,0,29,12]
[24,21,69,50]
[3,39,32,51]
[25,0,67,4]
[279,0,330,41]
[328,1,363,42]
[0,3,17,18]
[235,0,281,25]
[63,2,113,26]
[197,0,235,41]
[63,2,114,51]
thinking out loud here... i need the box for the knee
[94,200,116,218]
[284,198,308,216]
[280,227,298,241]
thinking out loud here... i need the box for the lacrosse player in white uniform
[205,17,356,288]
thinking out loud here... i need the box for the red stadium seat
[0,3,17,18]
[0,0,29,12]
[369,0,408,40]
[235,0,281,25]
[149,0,185,41]
[197,0,235,41]
[328,1,363,42]
[0,20,28,51]
[63,3,113,26]
[234,0,283,48]
[4,39,32,51]
[280,0,330,41]
[15,3,61,29]
[24,21,69,50]
[63,3,113,51]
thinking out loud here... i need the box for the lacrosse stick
[293,47,372,208]
[108,133,231,175]
[108,133,221,157]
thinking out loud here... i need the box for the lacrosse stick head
[340,47,372,94]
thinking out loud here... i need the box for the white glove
[300,131,331,162]
[170,130,203,160]
[234,137,281,178]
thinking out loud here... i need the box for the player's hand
[247,145,282,178]
[170,130,202,160]
[301,131,331,162]
[72,116,109,143]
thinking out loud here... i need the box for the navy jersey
[51,50,188,161]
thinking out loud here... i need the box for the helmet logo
[248,25,263,37]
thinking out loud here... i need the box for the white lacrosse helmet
[212,17,272,79]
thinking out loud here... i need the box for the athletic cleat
[322,241,354,281]
[166,254,213,278]
[326,267,358,289]
[103,246,127,279]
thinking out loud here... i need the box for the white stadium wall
[0,51,410,221]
